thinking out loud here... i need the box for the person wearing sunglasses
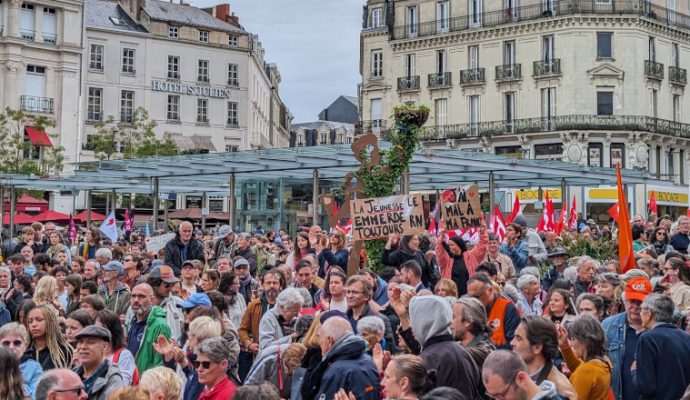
[36,368,88,400]
[195,337,239,400]
[73,326,124,400]
[482,349,564,400]
[145,266,184,342]
[0,322,43,399]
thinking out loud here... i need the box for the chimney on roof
[229,12,239,25]
[214,4,230,21]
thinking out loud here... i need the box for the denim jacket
[602,312,627,400]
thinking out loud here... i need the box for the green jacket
[135,306,170,373]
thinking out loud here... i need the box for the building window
[543,35,555,60]
[437,1,450,32]
[673,94,681,122]
[406,6,418,36]
[167,95,179,121]
[649,89,658,118]
[319,132,328,144]
[87,87,102,122]
[228,35,238,46]
[597,32,612,58]
[199,30,209,43]
[649,36,656,61]
[371,50,383,78]
[337,133,344,144]
[469,95,480,134]
[504,91,516,131]
[120,90,134,123]
[42,7,57,44]
[370,98,383,131]
[468,45,480,69]
[169,26,179,38]
[227,102,238,126]
[225,145,238,152]
[371,7,383,28]
[503,40,516,65]
[610,143,625,168]
[541,87,556,129]
[197,98,208,123]
[122,48,135,74]
[20,4,35,40]
[435,98,448,126]
[672,43,680,67]
[297,133,305,146]
[198,59,209,83]
[167,56,180,80]
[89,44,104,71]
[470,0,482,27]
[227,64,239,86]
[597,89,614,116]
[588,143,603,167]
[404,54,416,77]
[534,143,563,160]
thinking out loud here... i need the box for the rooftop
[85,0,149,33]
[142,0,244,33]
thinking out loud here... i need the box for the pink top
[435,230,488,279]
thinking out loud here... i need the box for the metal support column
[9,186,15,239]
[201,192,207,229]
[489,171,495,210]
[152,178,159,232]
[86,190,92,228]
[312,169,319,225]
[561,178,567,206]
[401,169,410,194]
[111,189,117,215]
[229,173,236,230]
[163,198,169,231]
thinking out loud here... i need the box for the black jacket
[634,323,690,400]
[164,235,205,276]
[381,248,433,286]
[420,334,482,399]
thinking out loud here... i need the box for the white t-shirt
[330,297,348,313]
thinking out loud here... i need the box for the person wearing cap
[234,257,259,305]
[602,276,652,400]
[73,326,124,400]
[163,221,206,276]
[98,261,131,318]
[210,225,236,266]
[180,260,203,298]
[542,246,569,292]
[510,215,548,266]
[634,293,690,400]
[177,292,212,326]
[145,265,184,342]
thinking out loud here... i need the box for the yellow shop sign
[516,189,562,201]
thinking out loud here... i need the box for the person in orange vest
[467,272,521,349]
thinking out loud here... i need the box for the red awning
[25,127,53,147]
[2,213,37,225]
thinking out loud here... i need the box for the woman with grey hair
[195,337,239,399]
[556,315,611,400]
[516,274,542,316]
[357,316,386,352]
[258,288,303,351]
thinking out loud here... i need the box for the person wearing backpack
[98,309,139,385]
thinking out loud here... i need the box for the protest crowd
[0,196,690,400]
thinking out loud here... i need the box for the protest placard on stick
[441,184,482,230]
[350,194,425,241]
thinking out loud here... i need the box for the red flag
[537,192,555,232]
[555,200,567,235]
[491,205,507,242]
[508,195,521,224]
[546,194,555,231]
[616,164,635,273]
[607,203,620,223]
[648,191,657,216]
[69,214,77,241]
[567,195,578,230]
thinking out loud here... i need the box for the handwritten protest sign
[350,194,425,241]
[441,184,482,230]
[146,232,175,254]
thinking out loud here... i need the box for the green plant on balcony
[0,107,63,176]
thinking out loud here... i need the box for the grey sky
[188,0,363,123]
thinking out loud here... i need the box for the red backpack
[113,348,140,385]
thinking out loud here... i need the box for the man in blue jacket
[634,293,690,400]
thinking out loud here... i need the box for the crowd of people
[0,214,689,400]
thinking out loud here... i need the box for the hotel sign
[151,80,232,99]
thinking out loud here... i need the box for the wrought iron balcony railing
[19,29,35,41]
[43,33,57,45]
[390,1,690,40]
[669,66,687,85]
[356,119,388,135]
[398,76,420,91]
[419,114,690,141]
[20,96,54,114]
[533,59,561,77]
[645,60,664,80]
[428,72,452,88]
[496,64,522,81]
[460,68,486,85]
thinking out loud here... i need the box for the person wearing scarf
[382,234,433,286]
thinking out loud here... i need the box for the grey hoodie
[409,295,453,346]
[532,380,562,400]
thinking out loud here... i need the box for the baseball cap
[513,215,528,227]
[103,261,124,276]
[75,325,111,342]
[177,293,211,309]
[214,225,233,240]
[149,265,180,283]
[625,277,652,302]
[233,258,249,269]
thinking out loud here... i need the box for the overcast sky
[188,0,363,123]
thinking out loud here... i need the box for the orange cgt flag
[616,163,635,273]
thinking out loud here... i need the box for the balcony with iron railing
[496,64,522,81]
[19,29,35,42]
[645,60,664,80]
[419,114,690,141]
[20,96,54,114]
[428,72,452,89]
[398,76,421,92]
[356,119,388,135]
[389,0,690,41]
[533,59,561,77]
[669,66,687,85]
[198,76,210,83]
[460,68,486,86]
[43,33,57,45]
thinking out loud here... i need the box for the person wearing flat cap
[73,326,124,400]
[542,246,569,292]
[98,261,131,318]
